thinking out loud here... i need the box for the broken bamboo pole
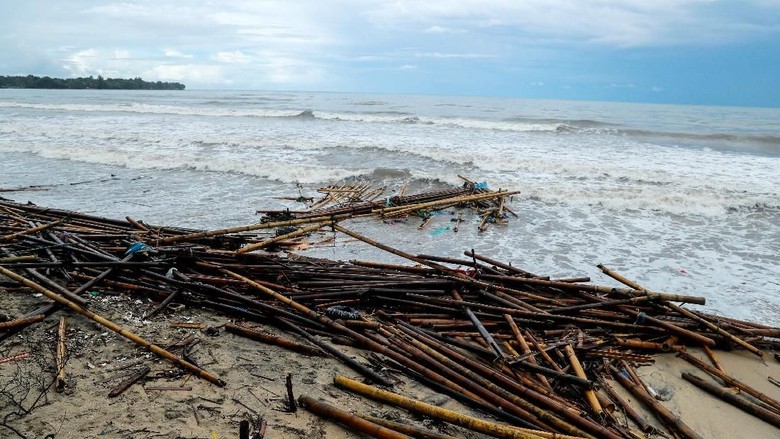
[55,316,67,392]
[564,345,603,418]
[609,365,702,439]
[225,323,325,357]
[677,350,780,413]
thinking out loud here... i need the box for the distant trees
[0,75,185,90]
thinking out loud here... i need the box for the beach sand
[2,285,779,439]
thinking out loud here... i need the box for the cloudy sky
[2,1,778,106]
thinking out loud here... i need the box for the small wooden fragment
[285,373,297,413]
[0,314,45,330]
[55,317,67,392]
[108,365,150,397]
[0,352,31,365]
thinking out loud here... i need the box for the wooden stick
[108,365,150,397]
[55,317,67,393]
[0,314,46,330]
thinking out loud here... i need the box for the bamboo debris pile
[256,175,519,233]
[1,198,779,439]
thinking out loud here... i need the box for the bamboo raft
[1,196,779,439]
[256,176,519,233]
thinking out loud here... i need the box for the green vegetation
[0,75,185,90]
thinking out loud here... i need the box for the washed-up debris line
[1,196,779,439]
[257,175,519,234]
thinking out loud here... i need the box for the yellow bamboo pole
[564,345,603,418]
[236,222,329,254]
[0,266,225,386]
[0,219,64,242]
[334,375,575,439]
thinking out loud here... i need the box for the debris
[0,193,777,439]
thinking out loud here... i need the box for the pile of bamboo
[256,176,518,233]
[1,197,778,439]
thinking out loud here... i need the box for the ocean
[1,89,778,326]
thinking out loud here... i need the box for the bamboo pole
[396,323,615,439]
[609,365,702,439]
[0,266,225,387]
[564,345,603,417]
[597,264,763,357]
[601,379,654,433]
[158,213,352,245]
[334,376,553,439]
[504,315,552,390]
[55,316,67,392]
[0,314,46,330]
[682,372,780,428]
[236,222,330,254]
[378,191,520,218]
[0,219,64,242]
[225,323,325,356]
[702,345,727,374]
[298,395,412,439]
[677,350,780,413]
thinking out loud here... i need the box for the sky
[1,1,779,107]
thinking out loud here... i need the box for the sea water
[1,89,778,325]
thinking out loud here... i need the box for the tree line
[0,75,185,90]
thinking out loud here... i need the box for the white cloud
[63,48,98,75]
[399,64,417,70]
[215,51,253,64]
[424,25,459,33]
[146,64,225,83]
[364,0,780,47]
[164,49,193,59]
[414,52,494,59]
